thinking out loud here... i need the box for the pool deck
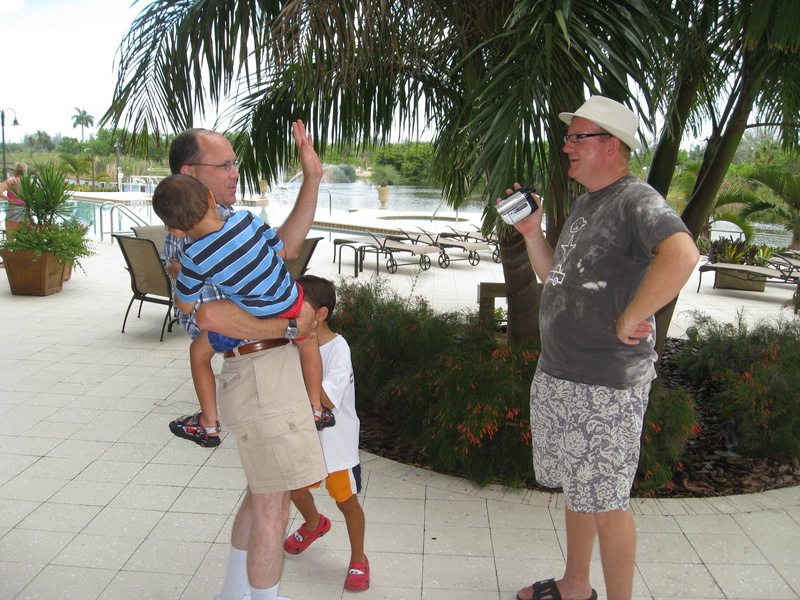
[1,203,799,600]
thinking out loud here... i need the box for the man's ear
[606,135,622,155]
[179,165,195,176]
[168,227,188,238]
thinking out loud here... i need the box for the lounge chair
[332,235,379,277]
[696,260,800,293]
[444,225,502,263]
[359,232,441,274]
[407,228,490,268]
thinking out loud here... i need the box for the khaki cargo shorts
[217,344,327,494]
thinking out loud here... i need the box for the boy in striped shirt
[152,174,334,448]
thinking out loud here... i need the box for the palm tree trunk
[655,47,770,361]
[498,228,541,344]
[647,71,701,197]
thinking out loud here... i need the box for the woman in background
[1,162,28,236]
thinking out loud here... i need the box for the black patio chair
[112,233,177,341]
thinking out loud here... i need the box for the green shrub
[712,345,800,457]
[388,335,539,487]
[331,278,764,491]
[677,313,800,458]
[676,311,776,381]
[635,380,699,496]
[330,276,468,414]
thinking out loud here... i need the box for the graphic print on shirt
[546,217,588,287]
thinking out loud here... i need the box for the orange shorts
[300,465,362,503]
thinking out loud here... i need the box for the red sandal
[344,556,370,591]
[284,514,332,554]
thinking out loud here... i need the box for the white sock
[249,581,292,600]
[218,545,249,600]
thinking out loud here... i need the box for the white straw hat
[559,96,640,151]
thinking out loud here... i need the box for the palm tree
[24,131,52,154]
[641,0,800,358]
[58,153,91,186]
[34,130,52,152]
[72,108,94,142]
[23,134,37,156]
[722,169,800,250]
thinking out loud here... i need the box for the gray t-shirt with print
[537,175,691,389]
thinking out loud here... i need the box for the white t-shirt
[318,334,360,473]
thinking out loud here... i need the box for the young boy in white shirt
[283,275,369,591]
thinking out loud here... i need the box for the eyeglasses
[187,160,240,171]
[563,133,610,144]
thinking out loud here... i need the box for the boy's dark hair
[169,128,208,174]
[298,275,336,317]
[152,174,210,231]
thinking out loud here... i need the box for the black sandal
[169,412,221,447]
[517,578,597,600]
[313,406,336,430]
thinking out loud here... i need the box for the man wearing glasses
[508,96,699,600]
[164,123,327,600]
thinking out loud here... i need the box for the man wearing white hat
[507,96,699,600]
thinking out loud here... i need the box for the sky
[1,0,144,144]
[1,0,705,150]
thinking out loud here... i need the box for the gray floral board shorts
[530,370,651,513]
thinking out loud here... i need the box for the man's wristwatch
[284,317,300,340]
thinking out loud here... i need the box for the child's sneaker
[313,406,336,430]
[344,556,370,591]
[284,514,332,554]
[169,412,221,447]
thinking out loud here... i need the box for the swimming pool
[47,181,486,243]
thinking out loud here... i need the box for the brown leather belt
[222,338,290,358]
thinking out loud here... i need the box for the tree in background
[640,0,800,358]
[71,108,94,142]
[718,168,800,250]
[56,137,82,154]
[23,131,53,155]
[59,153,91,185]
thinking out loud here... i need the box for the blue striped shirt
[176,211,299,319]
[165,204,235,340]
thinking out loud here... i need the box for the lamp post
[1,107,20,180]
[113,139,122,191]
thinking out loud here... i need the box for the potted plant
[0,163,94,296]
[707,237,770,291]
[370,165,400,210]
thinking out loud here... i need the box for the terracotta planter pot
[0,249,69,296]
